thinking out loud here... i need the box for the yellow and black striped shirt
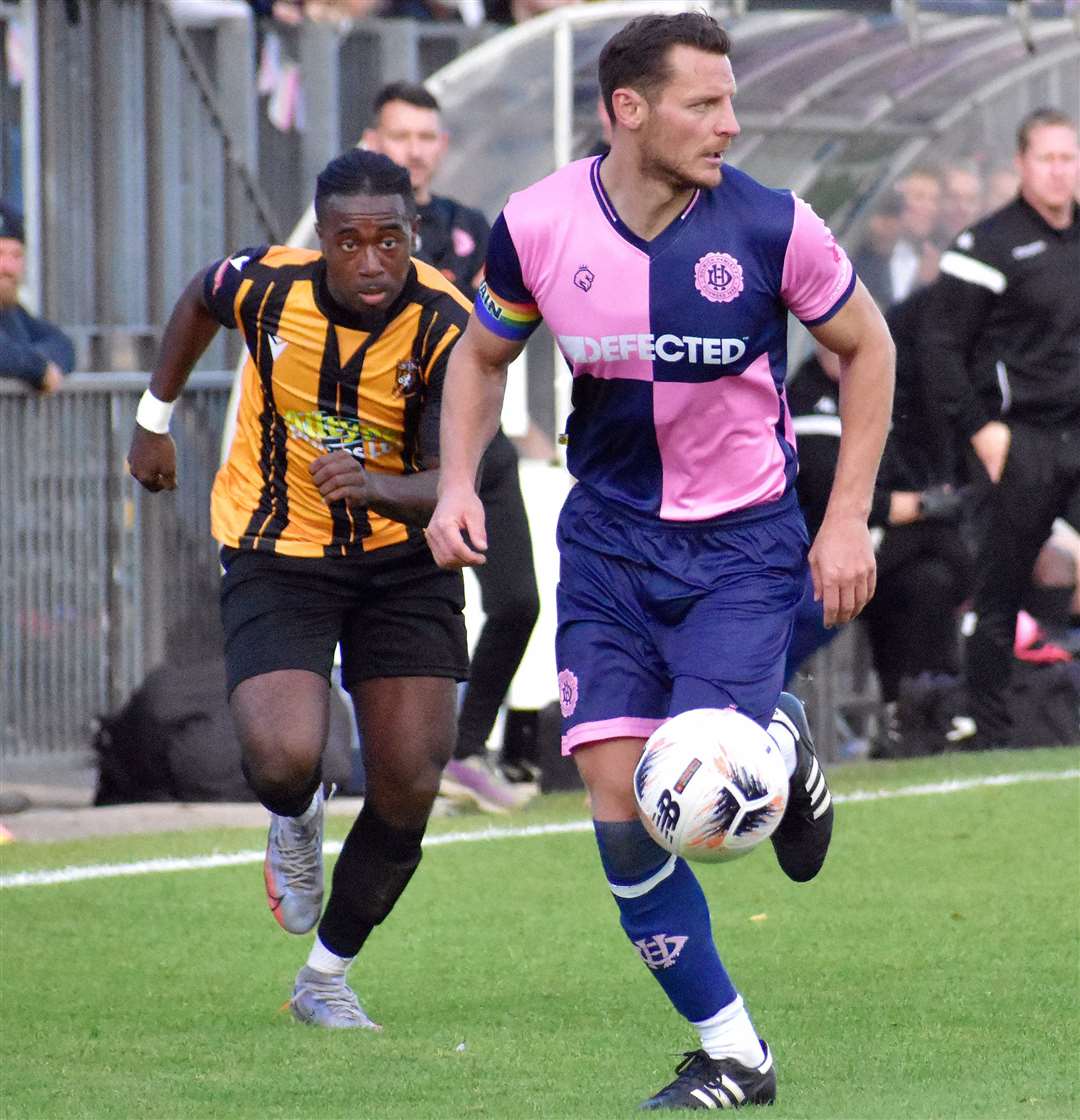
[206,245,471,558]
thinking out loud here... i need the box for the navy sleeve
[202,246,270,329]
[473,213,541,342]
[0,307,76,386]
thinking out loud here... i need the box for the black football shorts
[219,541,469,695]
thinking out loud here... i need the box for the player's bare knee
[239,728,322,792]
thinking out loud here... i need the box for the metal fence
[0,0,492,373]
[0,372,232,759]
[0,373,878,766]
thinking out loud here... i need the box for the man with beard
[426,11,894,1110]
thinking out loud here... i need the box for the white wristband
[136,389,176,434]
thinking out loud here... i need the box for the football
[633,708,789,863]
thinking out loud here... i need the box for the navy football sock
[594,819,737,1022]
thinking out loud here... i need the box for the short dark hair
[372,81,440,117]
[598,11,731,124]
[0,200,24,243]
[314,148,416,222]
[1017,107,1076,154]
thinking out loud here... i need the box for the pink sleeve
[780,196,855,325]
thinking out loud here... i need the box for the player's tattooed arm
[309,450,439,526]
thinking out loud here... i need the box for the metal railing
[0,372,878,765]
[0,372,232,758]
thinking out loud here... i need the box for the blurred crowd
[788,137,1080,756]
[851,159,1021,309]
[233,0,583,27]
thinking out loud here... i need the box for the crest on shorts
[393,359,421,398]
[694,252,743,304]
[558,668,579,717]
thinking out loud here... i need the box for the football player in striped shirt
[128,149,471,1030]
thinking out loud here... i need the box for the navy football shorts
[554,485,808,754]
[219,541,468,695]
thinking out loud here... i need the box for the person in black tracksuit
[786,289,970,706]
[365,83,539,804]
[922,108,1080,747]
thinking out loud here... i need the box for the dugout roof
[425,0,1080,248]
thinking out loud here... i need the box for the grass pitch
[2,747,1077,1119]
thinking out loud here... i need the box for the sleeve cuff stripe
[939,250,1007,294]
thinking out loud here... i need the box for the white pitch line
[2,768,1076,890]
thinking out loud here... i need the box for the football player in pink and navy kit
[428,12,895,1110]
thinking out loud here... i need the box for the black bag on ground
[93,656,354,805]
[892,672,963,757]
[892,661,1080,757]
[1009,660,1080,747]
[501,702,584,793]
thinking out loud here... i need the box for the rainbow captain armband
[474,281,541,342]
[135,389,177,434]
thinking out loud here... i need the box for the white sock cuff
[306,937,353,976]
[694,995,765,1069]
[768,712,798,778]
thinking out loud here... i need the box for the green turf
[2,748,1077,1119]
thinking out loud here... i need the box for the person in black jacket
[785,315,969,710]
[364,83,540,811]
[0,202,74,394]
[923,108,1080,748]
[363,83,490,298]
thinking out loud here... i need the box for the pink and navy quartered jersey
[477,157,855,522]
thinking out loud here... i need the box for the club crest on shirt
[393,359,421,398]
[573,265,595,292]
[694,252,743,304]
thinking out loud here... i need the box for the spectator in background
[889,164,943,301]
[384,0,472,18]
[484,0,579,24]
[0,202,74,395]
[364,83,488,294]
[245,0,304,23]
[925,107,1079,748]
[364,82,540,813]
[851,191,904,309]
[171,0,303,24]
[938,161,984,244]
[303,0,384,20]
[861,285,972,748]
[985,165,1021,212]
[1029,520,1080,637]
[785,321,969,718]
